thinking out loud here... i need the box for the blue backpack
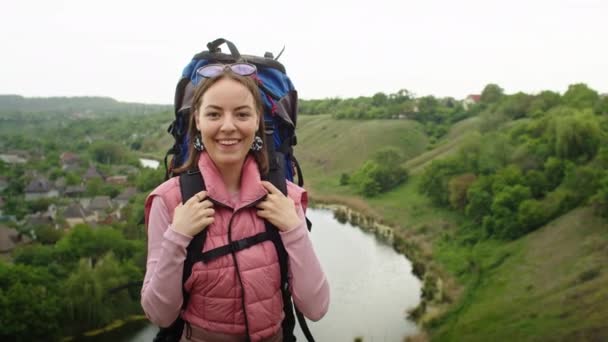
[165,38,304,190]
[156,38,313,342]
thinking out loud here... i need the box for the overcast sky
[1,0,607,104]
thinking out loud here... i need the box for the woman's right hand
[172,191,215,237]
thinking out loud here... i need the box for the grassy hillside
[296,114,429,195]
[434,207,608,341]
[295,113,608,341]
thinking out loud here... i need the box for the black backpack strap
[179,169,208,297]
[154,170,207,342]
[264,137,315,341]
[192,231,273,263]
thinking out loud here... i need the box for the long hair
[173,71,269,176]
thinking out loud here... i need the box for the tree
[548,110,601,161]
[0,263,62,341]
[487,184,532,239]
[466,176,494,223]
[562,83,599,110]
[529,90,561,116]
[371,92,388,107]
[497,92,533,119]
[480,84,504,104]
[448,173,477,210]
[419,158,466,206]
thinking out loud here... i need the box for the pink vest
[144,152,306,341]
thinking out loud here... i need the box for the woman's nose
[220,114,237,131]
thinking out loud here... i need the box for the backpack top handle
[206,38,242,61]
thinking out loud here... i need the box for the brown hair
[173,71,269,176]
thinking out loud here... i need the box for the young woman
[141,64,330,342]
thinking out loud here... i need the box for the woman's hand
[256,181,302,232]
[172,190,215,237]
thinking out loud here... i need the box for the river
[95,208,421,341]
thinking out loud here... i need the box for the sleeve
[279,203,330,321]
[140,196,193,327]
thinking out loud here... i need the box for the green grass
[296,115,428,190]
[433,207,608,341]
[295,114,608,341]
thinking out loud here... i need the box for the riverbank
[62,315,148,341]
[310,194,460,340]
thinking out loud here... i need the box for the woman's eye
[205,112,220,118]
[237,112,251,119]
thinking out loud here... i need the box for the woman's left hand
[256,181,302,232]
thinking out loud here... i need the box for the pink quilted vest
[144,152,306,341]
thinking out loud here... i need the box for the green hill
[295,106,608,341]
[296,114,429,194]
[0,95,170,116]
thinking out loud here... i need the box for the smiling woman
[140,68,330,342]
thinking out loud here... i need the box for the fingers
[186,190,208,205]
[197,199,214,209]
[260,181,281,195]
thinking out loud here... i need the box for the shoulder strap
[179,170,207,306]
[154,169,206,342]
[264,135,315,342]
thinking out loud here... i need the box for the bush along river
[85,207,423,341]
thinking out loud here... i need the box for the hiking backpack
[154,38,313,342]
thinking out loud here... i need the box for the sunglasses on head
[196,62,257,79]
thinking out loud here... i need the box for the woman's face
[195,77,260,171]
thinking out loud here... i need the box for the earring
[194,133,204,152]
[251,136,263,152]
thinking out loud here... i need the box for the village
[0,149,150,256]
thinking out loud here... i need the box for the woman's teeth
[218,140,239,145]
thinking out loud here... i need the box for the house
[64,185,86,198]
[114,165,139,175]
[24,177,59,201]
[463,94,481,110]
[88,196,114,221]
[106,175,128,185]
[0,153,27,164]
[0,225,32,254]
[114,187,137,208]
[24,211,55,228]
[63,203,95,228]
[84,165,104,181]
[60,152,81,170]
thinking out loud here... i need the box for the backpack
[154,38,313,342]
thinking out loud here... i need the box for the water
[139,158,160,169]
[104,208,421,341]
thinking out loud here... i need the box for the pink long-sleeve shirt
[141,193,330,333]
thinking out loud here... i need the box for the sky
[1,0,607,104]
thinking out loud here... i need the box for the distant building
[88,196,114,221]
[463,94,481,110]
[24,177,59,201]
[106,175,128,185]
[60,152,81,170]
[63,203,96,228]
[24,211,56,228]
[0,225,32,254]
[64,185,86,198]
[114,187,137,208]
[84,165,104,182]
[0,153,27,164]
